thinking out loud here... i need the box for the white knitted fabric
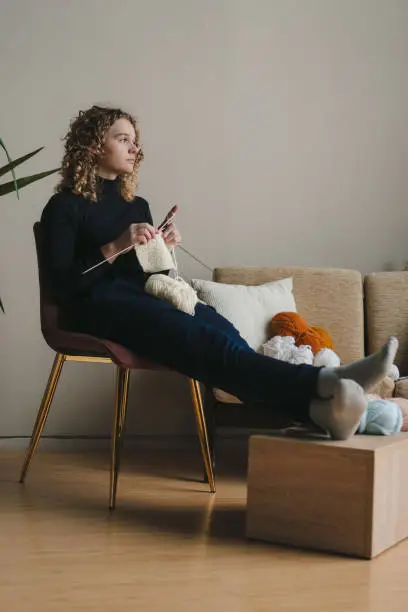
[145,274,198,315]
[134,234,175,273]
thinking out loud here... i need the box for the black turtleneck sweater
[40,178,154,303]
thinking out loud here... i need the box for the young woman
[41,105,398,440]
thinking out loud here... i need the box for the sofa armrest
[365,272,408,375]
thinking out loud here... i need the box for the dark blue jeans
[70,278,321,420]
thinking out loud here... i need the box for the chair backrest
[33,221,62,342]
[33,222,114,358]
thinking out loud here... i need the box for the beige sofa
[209,266,407,405]
[202,266,404,475]
[211,266,365,404]
[365,272,408,398]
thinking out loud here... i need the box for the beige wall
[1,0,408,442]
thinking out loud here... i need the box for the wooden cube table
[246,432,408,558]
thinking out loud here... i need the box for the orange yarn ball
[269,313,334,355]
[310,326,334,350]
[297,326,334,354]
[269,312,308,338]
[297,329,323,354]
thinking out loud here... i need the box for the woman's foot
[317,336,399,398]
[310,379,367,440]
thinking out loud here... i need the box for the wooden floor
[1,443,408,611]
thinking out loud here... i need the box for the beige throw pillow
[190,276,297,351]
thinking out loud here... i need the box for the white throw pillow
[190,276,297,351]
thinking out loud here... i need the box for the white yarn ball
[313,348,341,368]
[388,363,400,381]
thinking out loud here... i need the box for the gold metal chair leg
[109,366,130,510]
[19,352,66,483]
[189,379,216,493]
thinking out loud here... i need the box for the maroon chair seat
[19,222,215,508]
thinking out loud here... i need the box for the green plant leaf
[0,167,60,196]
[0,137,20,198]
[0,146,44,178]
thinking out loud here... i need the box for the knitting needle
[158,206,213,272]
[81,244,133,275]
[157,205,178,231]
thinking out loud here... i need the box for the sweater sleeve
[40,193,109,302]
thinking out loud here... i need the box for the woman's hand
[161,222,181,248]
[101,223,158,263]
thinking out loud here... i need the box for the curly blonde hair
[56,105,144,201]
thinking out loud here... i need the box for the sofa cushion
[365,272,408,375]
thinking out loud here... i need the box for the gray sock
[317,336,399,398]
[310,379,367,440]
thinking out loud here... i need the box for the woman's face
[97,118,140,179]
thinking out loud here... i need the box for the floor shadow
[0,447,251,548]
